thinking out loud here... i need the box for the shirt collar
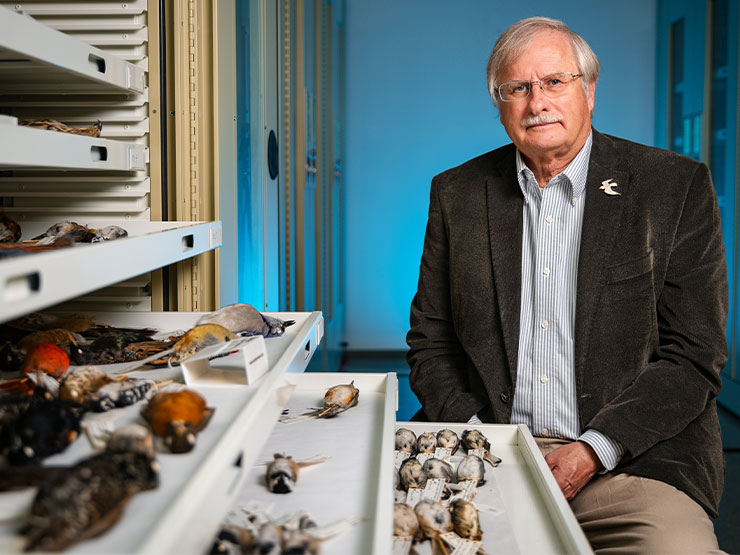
[515,130,593,205]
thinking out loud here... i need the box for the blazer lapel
[575,131,629,390]
[486,150,523,386]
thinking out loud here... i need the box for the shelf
[396,422,592,554]
[0,5,145,95]
[0,310,325,554]
[0,221,222,324]
[0,123,148,171]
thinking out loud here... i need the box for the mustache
[521,114,562,127]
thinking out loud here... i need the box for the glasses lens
[500,81,530,100]
[542,73,571,94]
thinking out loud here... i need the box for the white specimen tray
[396,422,593,555]
[0,310,324,554]
[225,372,397,555]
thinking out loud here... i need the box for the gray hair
[486,17,600,108]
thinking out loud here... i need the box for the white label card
[435,446,453,460]
[469,448,487,459]
[392,538,413,555]
[395,450,413,467]
[416,452,433,466]
[405,487,424,507]
[422,478,446,502]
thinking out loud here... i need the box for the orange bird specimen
[22,343,69,380]
[142,389,214,453]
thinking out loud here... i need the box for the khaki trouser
[535,438,725,554]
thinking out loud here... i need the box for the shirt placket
[531,179,563,437]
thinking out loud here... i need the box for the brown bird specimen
[20,118,102,137]
[142,389,214,453]
[115,323,238,374]
[302,381,359,418]
[32,221,95,245]
[461,429,502,467]
[0,212,21,243]
[6,312,98,334]
[0,236,73,258]
[449,499,482,541]
[22,451,158,552]
[59,366,159,412]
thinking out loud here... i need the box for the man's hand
[545,441,602,500]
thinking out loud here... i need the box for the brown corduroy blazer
[406,129,728,517]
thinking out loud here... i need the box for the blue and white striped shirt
[511,132,623,470]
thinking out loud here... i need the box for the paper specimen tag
[180,335,268,386]
[394,450,412,467]
[435,447,453,460]
[422,478,446,502]
[469,448,487,459]
[451,539,482,555]
[416,452,433,466]
[405,487,424,507]
[392,538,413,555]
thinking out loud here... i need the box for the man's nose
[526,82,549,110]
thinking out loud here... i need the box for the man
[407,16,727,553]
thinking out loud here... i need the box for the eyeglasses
[497,72,583,102]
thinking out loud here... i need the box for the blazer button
[500,392,510,403]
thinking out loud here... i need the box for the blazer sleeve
[587,162,729,461]
[406,176,487,422]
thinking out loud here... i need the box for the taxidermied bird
[449,499,482,540]
[142,389,214,453]
[399,457,428,490]
[395,428,417,454]
[22,451,158,552]
[0,213,21,243]
[32,221,94,245]
[461,429,502,467]
[265,453,300,494]
[436,429,460,454]
[393,502,423,541]
[456,455,486,486]
[196,303,295,337]
[22,342,70,380]
[416,431,437,454]
[20,118,102,137]
[91,225,128,242]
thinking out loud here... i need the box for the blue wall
[343,1,657,349]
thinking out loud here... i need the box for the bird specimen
[422,458,456,484]
[265,453,300,494]
[60,366,158,412]
[0,394,83,465]
[456,455,486,486]
[414,500,453,553]
[0,213,21,243]
[436,429,460,455]
[449,499,482,541]
[417,431,437,454]
[18,329,79,355]
[399,457,428,491]
[32,221,95,245]
[395,428,417,454]
[393,502,422,541]
[105,424,156,459]
[22,342,69,380]
[20,118,102,137]
[461,429,502,467]
[141,389,214,453]
[196,303,295,337]
[115,323,237,373]
[91,225,128,242]
[22,451,158,552]
[0,237,73,259]
[7,312,98,333]
[298,381,359,419]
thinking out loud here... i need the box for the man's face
[497,30,595,162]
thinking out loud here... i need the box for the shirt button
[540,375,548,384]
[541,428,549,436]
[542,267,550,276]
[541,320,549,329]
[500,392,510,403]
[545,215,553,223]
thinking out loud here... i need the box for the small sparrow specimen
[449,499,482,541]
[456,455,486,486]
[142,389,214,453]
[196,303,295,337]
[415,500,453,554]
[395,427,417,454]
[399,457,428,490]
[416,431,437,454]
[265,453,300,494]
[393,502,422,540]
[32,221,94,244]
[91,225,128,242]
[461,429,502,467]
[436,429,460,455]
[422,458,456,483]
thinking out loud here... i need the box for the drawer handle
[4,272,40,302]
[88,54,106,74]
[90,146,108,162]
[304,339,311,360]
[181,235,194,251]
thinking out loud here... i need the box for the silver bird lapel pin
[600,178,621,196]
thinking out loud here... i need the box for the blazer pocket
[606,250,654,284]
